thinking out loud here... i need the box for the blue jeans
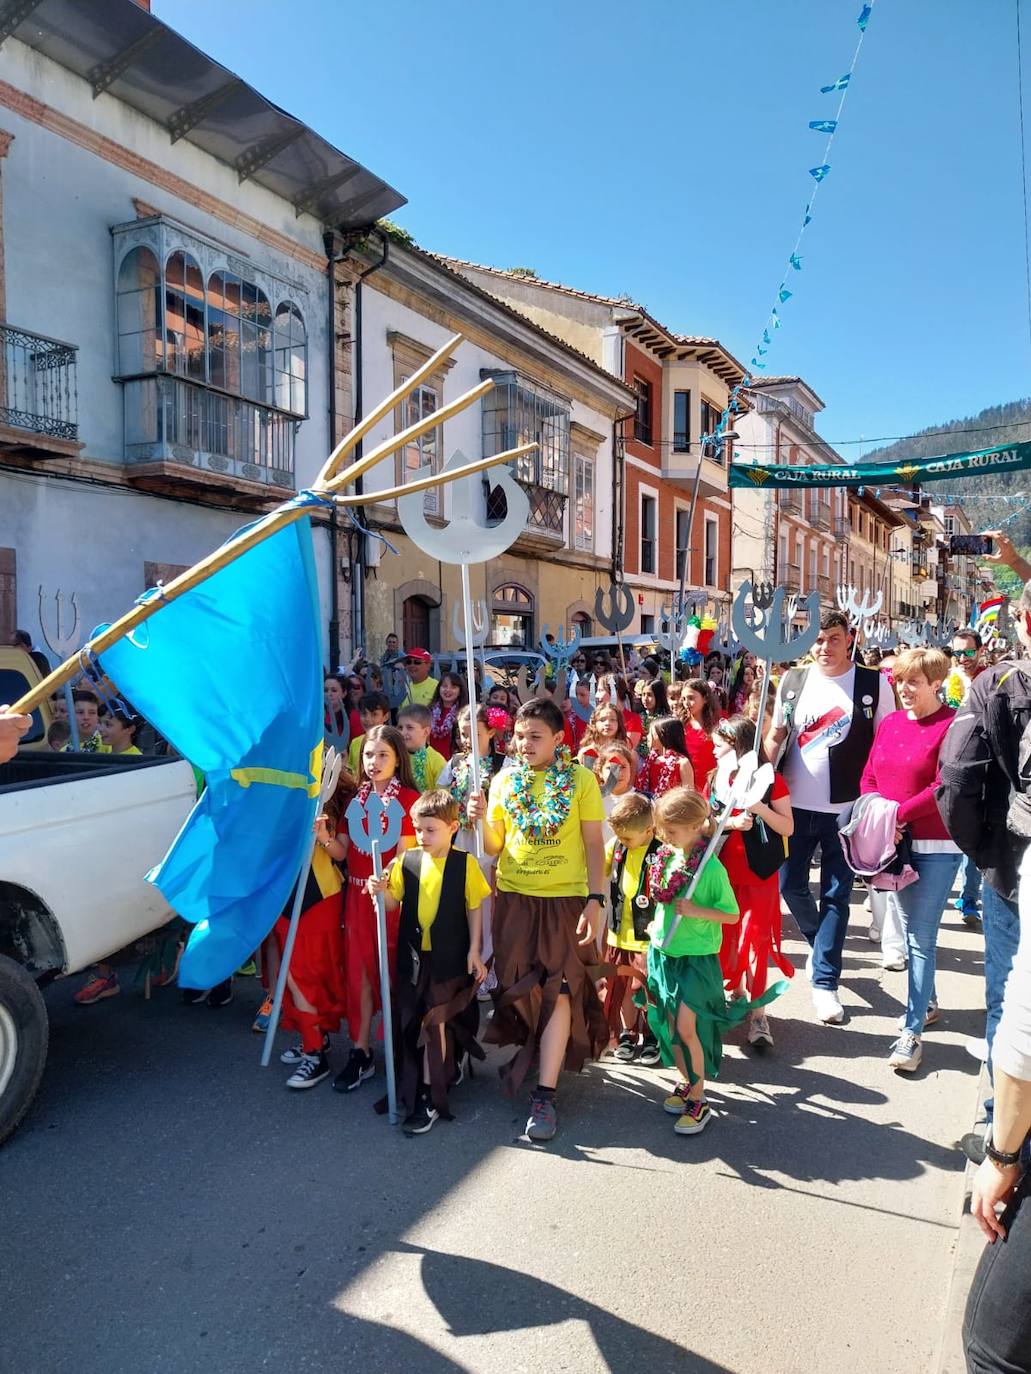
[983,883,1021,1083]
[894,851,961,1035]
[959,855,983,911]
[779,807,854,990]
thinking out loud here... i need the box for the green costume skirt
[636,946,786,1083]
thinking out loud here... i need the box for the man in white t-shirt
[765,610,895,1025]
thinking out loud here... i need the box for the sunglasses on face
[952,648,977,659]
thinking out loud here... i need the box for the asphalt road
[0,898,985,1374]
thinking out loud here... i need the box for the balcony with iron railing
[818,574,832,599]
[0,323,80,457]
[781,560,801,592]
[813,503,832,532]
[779,492,803,516]
[834,515,849,543]
[122,373,296,503]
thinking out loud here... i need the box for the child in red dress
[335,724,418,1093]
[708,715,794,1049]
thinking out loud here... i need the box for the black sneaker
[207,979,233,1009]
[286,1051,330,1091]
[333,1047,375,1093]
[450,1053,469,1089]
[281,1034,331,1066]
[637,1035,662,1067]
[614,1030,638,1062]
[403,1097,440,1136]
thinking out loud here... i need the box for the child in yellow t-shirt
[604,791,662,1067]
[467,697,607,1144]
[369,789,488,1135]
[346,691,391,776]
[397,703,446,793]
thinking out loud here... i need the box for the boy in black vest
[765,610,894,1026]
[368,790,489,1135]
[604,791,663,1064]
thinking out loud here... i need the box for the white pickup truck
[0,650,196,1144]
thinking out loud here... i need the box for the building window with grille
[633,376,653,445]
[491,583,534,647]
[704,515,718,587]
[641,493,657,574]
[573,453,594,552]
[481,371,570,540]
[397,379,441,515]
[673,390,691,453]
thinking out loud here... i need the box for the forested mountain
[861,397,1031,546]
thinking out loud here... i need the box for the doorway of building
[402,594,431,650]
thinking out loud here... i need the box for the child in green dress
[641,786,746,1136]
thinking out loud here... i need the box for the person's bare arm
[577,819,605,945]
[969,1065,1031,1242]
[0,709,31,764]
[748,793,794,838]
[764,722,786,762]
[466,902,486,982]
[674,897,739,925]
[984,530,1031,584]
[467,790,503,856]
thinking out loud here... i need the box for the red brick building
[444,261,748,634]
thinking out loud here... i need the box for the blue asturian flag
[96,516,324,989]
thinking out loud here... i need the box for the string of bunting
[708,1,876,451]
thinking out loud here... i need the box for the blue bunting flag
[820,74,851,93]
[809,164,831,182]
[778,286,793,303]
[809,119,838,134]
[857,4,872,31]
[790,253,803,270]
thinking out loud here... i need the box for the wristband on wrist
[985,1132,1023,1168]
[587,892,605,904]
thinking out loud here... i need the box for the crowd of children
[57,626,1013,1144]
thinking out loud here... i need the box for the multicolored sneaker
[252,994,273,1033]
[526,1093,558,1141]
[236,959,258,977]
[663,1080,692,1115]
[74,971,120,1005]
[674,1098,712,1135]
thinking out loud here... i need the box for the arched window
[491,583,534,648]
[274,302,307,416]
[165,251,205,382]
[206,272,272,403]
[571,610,592,639]
[117,246,160,375]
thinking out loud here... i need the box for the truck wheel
[0,954,48,1147]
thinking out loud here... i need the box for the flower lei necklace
[430,701,459,739]
[356,774,402,829]
[504,744,575,839]
[647,839,708,903]
[646,749,681,797]
[451,753,475,827]
[410,745,428,793]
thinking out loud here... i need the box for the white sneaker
[897,1001,939,1031]
[748,1011,774,1048]
[888,1031,922,1072]
[881,955,908,972]
[867,922,881,943]
[804,949,814,981]
[812,987,845,1024]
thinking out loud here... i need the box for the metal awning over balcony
[1,0,405,230]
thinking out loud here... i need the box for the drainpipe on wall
[612,402,637,586]
[323,230,344,670]
[350,229,390,657]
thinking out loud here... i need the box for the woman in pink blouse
[860,647,959,1074]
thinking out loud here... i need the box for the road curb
[936,1065,988,1374]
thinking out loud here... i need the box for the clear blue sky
[160,0,1026,454]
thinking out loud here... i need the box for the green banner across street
[727,438,1031,489]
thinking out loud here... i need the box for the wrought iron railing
[779,492,802,515]
[818,574,832,598]
[813,504,832,531]
[484,475,566,540]
[0,323,78,440]
[834,516,849,542]
[781,561,801,591]
[123,374,296,488]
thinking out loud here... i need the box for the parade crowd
[4,538,1031,1374]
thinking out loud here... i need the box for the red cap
[404,647,431,663]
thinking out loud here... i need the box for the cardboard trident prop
[595,581,635,674]
[733,580,821,756]
[10,334,538,718]
[344,791,405,1123]
[836,585,883,661]
[260,745,343,1068]
[398,449,529,857]
[37,584,80,750]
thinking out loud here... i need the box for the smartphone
[949,534,996,556]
